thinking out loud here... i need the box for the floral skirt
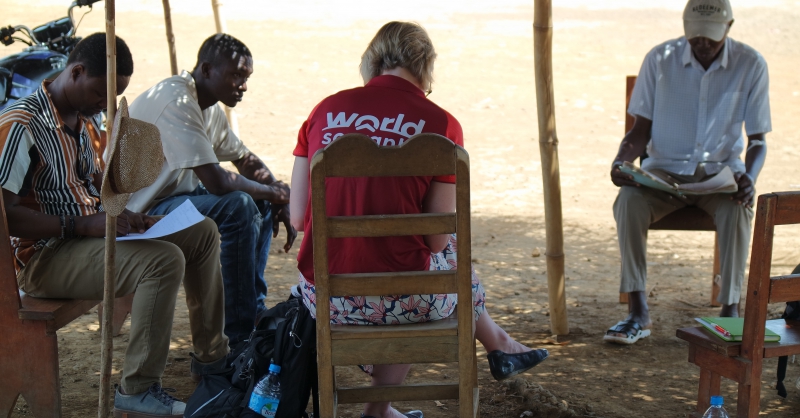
[299,234,486,325]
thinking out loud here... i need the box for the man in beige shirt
[128,34,293,346]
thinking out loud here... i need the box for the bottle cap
[710,395,723,406]
[269,364,281,373]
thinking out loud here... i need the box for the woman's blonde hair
[360,21,437,92]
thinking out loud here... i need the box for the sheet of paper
[117,200,204,241]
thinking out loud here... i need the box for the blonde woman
[290,22,548,418]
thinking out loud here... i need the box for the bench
[0,192,132,416]
[676,192,800,417]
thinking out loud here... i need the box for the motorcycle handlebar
[76,0,102,6]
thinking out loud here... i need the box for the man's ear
[200,62,213,79]
[70,64,85,81]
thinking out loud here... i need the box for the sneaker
[113,383,185,418]
[189,352,228,383]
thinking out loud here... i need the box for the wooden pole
[99,1,118,416]
[534,0,569,335]
[162,0,178,76]
[210,0,240,136]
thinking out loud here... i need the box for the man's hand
[732,172,755,208]
[267,181,291,205]
[74,213,133,237]
[124,210,158,234]
[610,161,640,188]
[272,204,297,252]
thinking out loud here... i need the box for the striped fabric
[0,82,103,271]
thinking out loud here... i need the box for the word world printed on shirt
[321,112,426,147]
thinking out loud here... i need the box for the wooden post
[99,2,118,416]
[162,0,178,76]
[210,0,240,136]
[534,0,569,335]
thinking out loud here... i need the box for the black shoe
[487,348,549,381]
[362,411,423,418]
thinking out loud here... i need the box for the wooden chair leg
[98,292,134,337]
[0,320,62,418]
[472,342,479,418]
[696,368,721,414]
[318,362,336,418]
[711,233,722,307]
[458,339,475,418]
[737,382,761,418]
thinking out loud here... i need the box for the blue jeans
[149,185,272,344]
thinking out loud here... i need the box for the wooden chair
[0,194,132,416]
[311,134,478,417]
[619,75,721,307]
[676,192,800,417]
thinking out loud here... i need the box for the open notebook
[620,162,738,197]
[695,317,781,342]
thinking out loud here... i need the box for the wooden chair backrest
[310,132,473,359]
[0,190,23,319]
[742,192,800,361]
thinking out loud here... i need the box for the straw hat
[100,97,164,216]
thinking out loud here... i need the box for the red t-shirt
[293,75,464,284]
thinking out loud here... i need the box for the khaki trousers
[17,217,229,394]
[613,173,753,305]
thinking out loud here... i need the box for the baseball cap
[683,0,733,42]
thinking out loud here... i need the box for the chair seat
[650,206,715,231]
[18,293,98,334]
[676,319,800,359]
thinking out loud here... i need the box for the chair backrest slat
[769,275,800,304]
[327,214,456,238]
[773,192,800,225]
[318,134,456,178]
[329,271,458,297]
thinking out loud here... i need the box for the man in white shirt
[605,0,770,344]
[128,34,294,346]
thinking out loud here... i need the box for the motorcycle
[0,0,102,111]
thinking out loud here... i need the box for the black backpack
[776,265,800,398]
[185,292,319,417]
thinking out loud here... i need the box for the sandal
[603,319,651,345]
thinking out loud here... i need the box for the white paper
[117,200,204,241]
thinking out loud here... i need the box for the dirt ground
[4,0,800,416]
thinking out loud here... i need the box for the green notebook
[695,317,781,342]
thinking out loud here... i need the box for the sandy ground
[4,0,800,416]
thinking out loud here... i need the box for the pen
[710,322,731,337]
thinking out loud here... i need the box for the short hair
[66,33,133,77]
[360,22,436,91]
[195,34,251,69]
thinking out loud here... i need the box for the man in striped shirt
[0,33,227,417]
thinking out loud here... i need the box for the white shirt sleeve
[744,56,771,136]
[156,99,220,171]
[0,123,35,195]
[627,47,659,121]
[204,104,250,162]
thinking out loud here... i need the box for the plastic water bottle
[249,364,281,417]
[701,396,730,418]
